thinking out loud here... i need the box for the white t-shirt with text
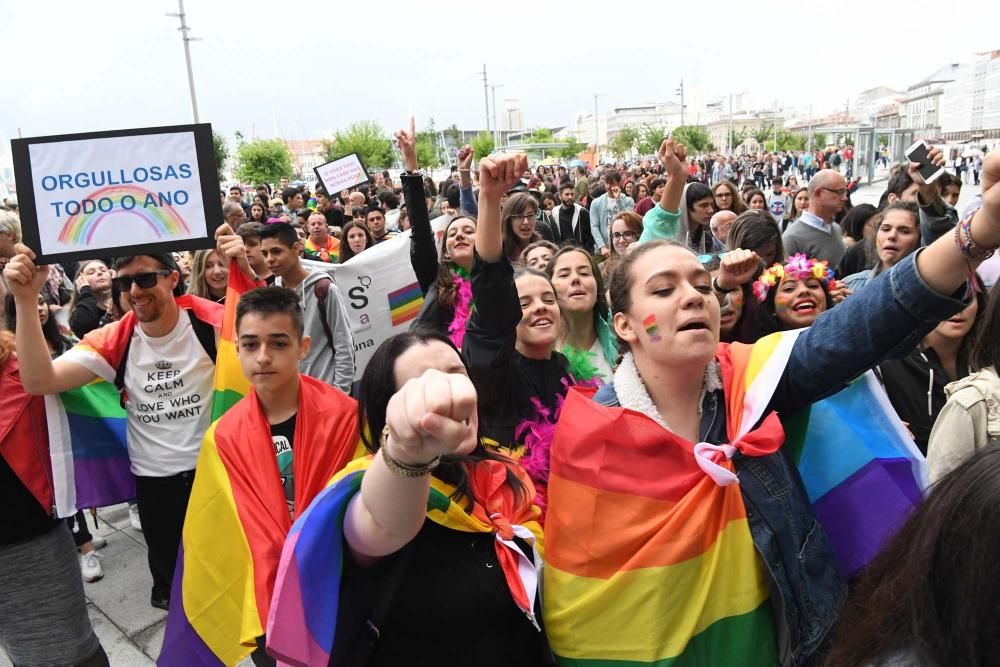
[123,314,215,476]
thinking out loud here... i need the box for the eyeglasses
[611,231,637,241]
[818,187,849,198]
[111,270,172,291]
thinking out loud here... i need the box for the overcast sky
[4,0,998,145]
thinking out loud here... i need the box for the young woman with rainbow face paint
[536,142,1000,665]
[752,253,836,336]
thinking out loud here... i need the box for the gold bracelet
[379,425,440,477]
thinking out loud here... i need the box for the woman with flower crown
[396,118,478,348]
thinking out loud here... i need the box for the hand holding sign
[3,243,51,303]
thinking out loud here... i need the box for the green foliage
[673,125,713,154]
[812,132,828,150]
[558,137,586,159]
[637,125,668,155]
[234,139,293,186]
[415,129,442,168]
[526,127,556,143]
[608,126,639,158]
[751,124,774,147]
[323,121,394,169]
[443,124,462,145]
[212,131,228,183]
[471,131,495,160]
[726,127,748,151]
[763,131,808,153]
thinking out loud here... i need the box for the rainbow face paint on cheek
[774,292,794,313]
[643,314,662,342]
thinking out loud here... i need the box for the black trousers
[67,510,93,548]
[134,470,195,601]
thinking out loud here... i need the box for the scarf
[447,266,474,349]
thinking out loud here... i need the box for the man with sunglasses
[4,247,228,612]
[781,169,849,265]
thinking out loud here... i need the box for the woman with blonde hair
[187,249,228,302]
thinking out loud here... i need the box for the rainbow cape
[46,261,257,518]
[544,332,796,666]
[782,370,927,577]
[304,236,340,263]
[265,456,544,667]
[159,375,363,666]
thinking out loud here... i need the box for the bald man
[709,210,737,246]
[781,169,847,265]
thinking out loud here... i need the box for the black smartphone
[905,141,945,184]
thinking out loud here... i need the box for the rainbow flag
[387,281,422,327]
[266,457,543,667]
[210,264,258,419]
[45,380,131,517]
[544,334,798,666]
[783,371,927,577]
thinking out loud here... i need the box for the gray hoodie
[277,266,355,392]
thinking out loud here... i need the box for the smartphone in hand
[905,141,945,184]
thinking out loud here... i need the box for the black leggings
[67,510,93,548]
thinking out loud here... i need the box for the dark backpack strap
[313,277,337,352]
[187,310,218,362]
[346,542,416,666]
[114,310,217,409]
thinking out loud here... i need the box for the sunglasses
[111,270,172,291]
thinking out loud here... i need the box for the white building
[900,64,960,135]
[570,112,608,150]
[940,50,1000,141]
[853,86,903,125]
[500,99,525,132]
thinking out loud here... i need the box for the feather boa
[515,373,600,520]
[561,344,602,384]
[447,268,474,349]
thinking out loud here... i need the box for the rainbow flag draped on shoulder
[782,370,927,577]
[45,261,255,518]
[265,456,543,667]
[544,329,928,664]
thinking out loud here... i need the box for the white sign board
[313,153,370,195]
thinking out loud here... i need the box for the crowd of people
[0,118,998,666]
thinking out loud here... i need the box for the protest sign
[313,153,370,195]
[12,124,222,264]
[302,232,423,380]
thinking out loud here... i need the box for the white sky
[3,0,998,144]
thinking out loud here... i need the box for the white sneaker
[129,504,143,532]
[89,533,107,550]
[80,552,104,582]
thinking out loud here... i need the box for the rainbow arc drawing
[57,184,190,245]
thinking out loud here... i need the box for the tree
[672,125,713,154]
[751,124,774,147]
[608,126,639,158]
[323,121,394,169]
[813,132,828,150]
[212,131,229,183]
[526,127,556,144]
[234,139,293,186]
[637,125,668,155]
[726,127,749,152]
[471,131,495,160]
[558,137,587,159]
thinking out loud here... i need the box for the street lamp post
[167,0,200,123]
[490,84,504,148]
[594,93,606,164]
[676,79,685,126]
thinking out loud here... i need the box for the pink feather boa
[514,375,600,519]
[448,273,473,349]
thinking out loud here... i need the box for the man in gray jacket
[258,223,355,392]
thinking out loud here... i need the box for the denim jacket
[593,249,968,666]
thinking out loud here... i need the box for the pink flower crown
[752,253,835,302]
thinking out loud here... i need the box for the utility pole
[676,79,685,126]
[808,104,813,152]
[593,93,606,163]
[490,84,504,148]
[481,64,491,136]
[728,93,733,155]
[167,0,200,123]
[773,100,778,152]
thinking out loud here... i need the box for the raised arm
[3,245,97,394]
[911,145,955,245]
[456,145,479,216]
[774,151,1000,414]
[395,118,438,293]
[639,138,688,243]
[344,369,478,561]
[475,153,527,263]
